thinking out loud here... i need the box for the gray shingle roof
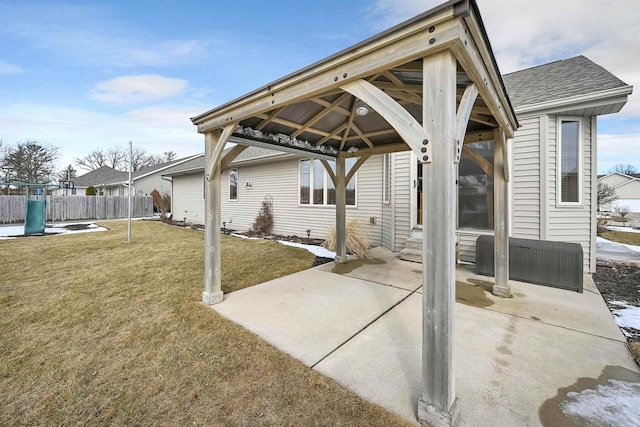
[162,146,288,176]
[503,55,629,109]
[74,166,128,187]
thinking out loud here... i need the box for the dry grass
[631,342,640,362]
[0,220,409,426]
[324,218,372,258]
[601,230,640,246]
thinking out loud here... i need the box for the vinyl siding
[457,230,493,262]
[172,173,205,223]
[393,151,412,251]
[512,116,541,239]
[172,156,384,243]
[600,174,631,188]
[547,115,594,272]
[381,154,394,250]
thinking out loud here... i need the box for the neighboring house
[165,55,632,274]
[598,172,640,212]
[100,155,201,198]
[52,166,126,196]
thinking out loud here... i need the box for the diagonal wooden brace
[454,83,478,163]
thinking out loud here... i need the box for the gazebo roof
[191,0,517,160]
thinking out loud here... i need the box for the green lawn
[0,220,410,426]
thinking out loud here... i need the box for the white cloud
[90,75,188,105]
[596,133,640,173]
[366,0,640,116]
[0,60,22,75]
[0,103,207,170]
[0,3,210,69]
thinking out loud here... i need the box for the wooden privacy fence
[0,196,153,223]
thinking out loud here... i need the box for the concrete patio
[211,247,640,426]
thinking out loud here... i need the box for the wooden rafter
[253,113,339,140]
[291,93,352,138]
[256,107,285,131]
[310,97,351,116]
[316,123,348,146]
[351,123,374,148]
[346,128,397,141]
[382,88,422,105]
[383,70,405,88]
[340,99,358,151]
[469,112,498,127]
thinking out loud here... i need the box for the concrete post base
[202,291,224,305]
[418,397,460,427]
[334,255,348,264]
[492,285,511,298]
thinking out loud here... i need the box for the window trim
[298,158,357,207]
[556,116,583,207]
[228,168,239,201]
[383,153,391,204]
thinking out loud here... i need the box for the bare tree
[1,140,59,186]
[597,182,618,211]
[609,164,637,175]
[75,149,108,171]
[57,164,77,182]
[614,205,631,221]
[106,147,128,170]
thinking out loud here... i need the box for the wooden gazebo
[191,0,518,424]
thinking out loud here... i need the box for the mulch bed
[593,260,640,366]
[158,219,334,267]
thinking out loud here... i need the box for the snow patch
[608,226,640,234]
[0,223,107,239]
[560,380,640,427]
[277,240,336,258]
[609,301,640,332]
[597,236,640,253]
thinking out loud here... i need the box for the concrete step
[399,247,422,263]
[405,237,423,251]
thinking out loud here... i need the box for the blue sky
[0,0,638,174]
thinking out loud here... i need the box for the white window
[383,153,391,204]
[557,117,582,205]
[299,158,356,206]
[229,168,238,200]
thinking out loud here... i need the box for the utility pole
[128,141,132,243]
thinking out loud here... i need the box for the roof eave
[513,85,633,116]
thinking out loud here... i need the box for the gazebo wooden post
[418,50,460,427]
[203,124,236,306]
[492,128,510,297]
[334,152,347,263]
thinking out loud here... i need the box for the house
[99,155,201,198]
[52,166,126,196]
[598,172,640,212]
[165,55,631,274]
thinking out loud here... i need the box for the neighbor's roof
[503,56,630,109]
[102,155,200,186]
[162,146,289,176]
[74,166,127,187]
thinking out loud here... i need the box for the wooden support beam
[320,159,337,186]
[454,83,478,162]
[383,70,405,88]
[206,123,237,182]
[493,128,510,297]
[346,154,370,184]
[461,145,494,178]
[220,144,249,171]
[310,97,351,116]
[335,152,347,263]
[418,50,460,427]
[381,88,423,105]
[340,79,432,162]
[291,93,352,138]
[202,127,235,306]
[463,130,493,144]
[346,128,397,141]
[254,114,337,140]
[342,142,408,158]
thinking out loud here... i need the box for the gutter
[514,85,633,115]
